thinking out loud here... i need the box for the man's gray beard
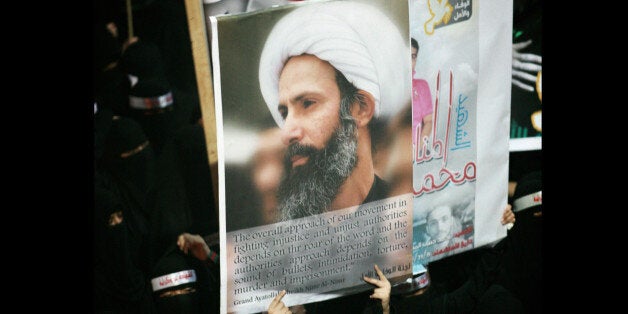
[277,115,358,221]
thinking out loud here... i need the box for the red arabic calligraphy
[413,70,476,196]
[413,161,476,196]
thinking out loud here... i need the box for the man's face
[275,54,358,220]
[278,54,343,164]
[426,206,453,242]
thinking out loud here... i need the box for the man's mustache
[284,143,318,163]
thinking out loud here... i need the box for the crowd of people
[93,0,220,312]
[93,1,542,313]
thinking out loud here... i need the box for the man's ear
[352,90,376,128]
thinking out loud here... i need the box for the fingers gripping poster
[409,0,512,268]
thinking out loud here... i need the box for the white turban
[258,1,410,128]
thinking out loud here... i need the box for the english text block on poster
[225,194,413,313]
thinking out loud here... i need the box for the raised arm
[363,264,392,314]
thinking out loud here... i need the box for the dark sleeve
[394,245,504,314]
[94,184,150,306]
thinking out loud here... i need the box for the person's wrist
[206,247,219,265]
[382,303,390,314]
[382,301,390,310]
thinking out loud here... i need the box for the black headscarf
[94,117,155,312]
[120,40,177,155]
[99,116,156,219]
[93,20,131,116]
[94,171,154,313]
[146,124,218,269]
[150,245,216,313]
[500,171,542,313]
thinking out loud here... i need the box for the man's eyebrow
[292,92,322,104]
[278,91,323,110]
[293,93,306,103]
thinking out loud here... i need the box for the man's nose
[280,115,303,146]
[436,221,445,231]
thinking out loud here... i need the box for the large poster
[209,1,414,312]
[409,0,512,268]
